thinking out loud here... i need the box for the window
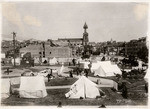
[39,52,41,54]
[50,52,51,54]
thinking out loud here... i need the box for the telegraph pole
[12,32,16,67]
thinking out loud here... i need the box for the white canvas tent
[11,58,21,65]
[91,62,101,73]
[65,76,101,99]
[42,58,48,63]
[49,57,58,65]
[58,64,64,76]
[19,76,47,98]
[79,61,90,69]
[34,57,40,64]
[138,60,143,69]
[91,61,122,77]
[144,70,149,82]
[111,65,122,75]
[1,78,11,99]
[1,53,6,58]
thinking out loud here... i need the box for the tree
[137,46,148,63]
[128,55,138,66]
[82,45,92,59]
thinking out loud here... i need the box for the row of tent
[80,61,122,77]
[11,57,58,65]
[34,57,58,65]
[1,72,149,99]
[1,64,65,99]
[1,75,115,99]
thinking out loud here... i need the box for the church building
[58,22,89,47]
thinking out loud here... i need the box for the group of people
[69,61,92,78]
[69,65,92,78]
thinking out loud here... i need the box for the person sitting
[99,104,106,108]
[30,72,34,76]
[5,68,11,75]
[57,101,62,108]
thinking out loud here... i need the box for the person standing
[145,82,148,93]
[122,82,128,99]
[88,61,92,74]
[47,73,50,82]
[72,58,76,66]
[84,69,88,77]
[6,68,10,75]
[76,67,79,76]
[50,69,53,75]
[69,70,73,78]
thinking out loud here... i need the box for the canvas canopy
[19,76,47,98]
[91,61,122,77]
[49,57,58,65]
[1,78,11,99]
[65,76,101,99]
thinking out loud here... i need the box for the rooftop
[58,38,83,41]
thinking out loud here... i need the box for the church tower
[83,22,89,46]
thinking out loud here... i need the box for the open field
[1,87,148,106]
[1,65,148,106]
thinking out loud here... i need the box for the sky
[1,2,149,42]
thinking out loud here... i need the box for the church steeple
[83,22,89,46]
[83,22,88,30]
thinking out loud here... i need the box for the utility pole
[12,32,16,67]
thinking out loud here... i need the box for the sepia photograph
[0,1,149,108]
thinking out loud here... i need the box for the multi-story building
[20,44,43,58]
[125,37,147,56]
[20,44,72,58]
[45,45,72,58]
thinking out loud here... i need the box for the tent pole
[84,79,86,98]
